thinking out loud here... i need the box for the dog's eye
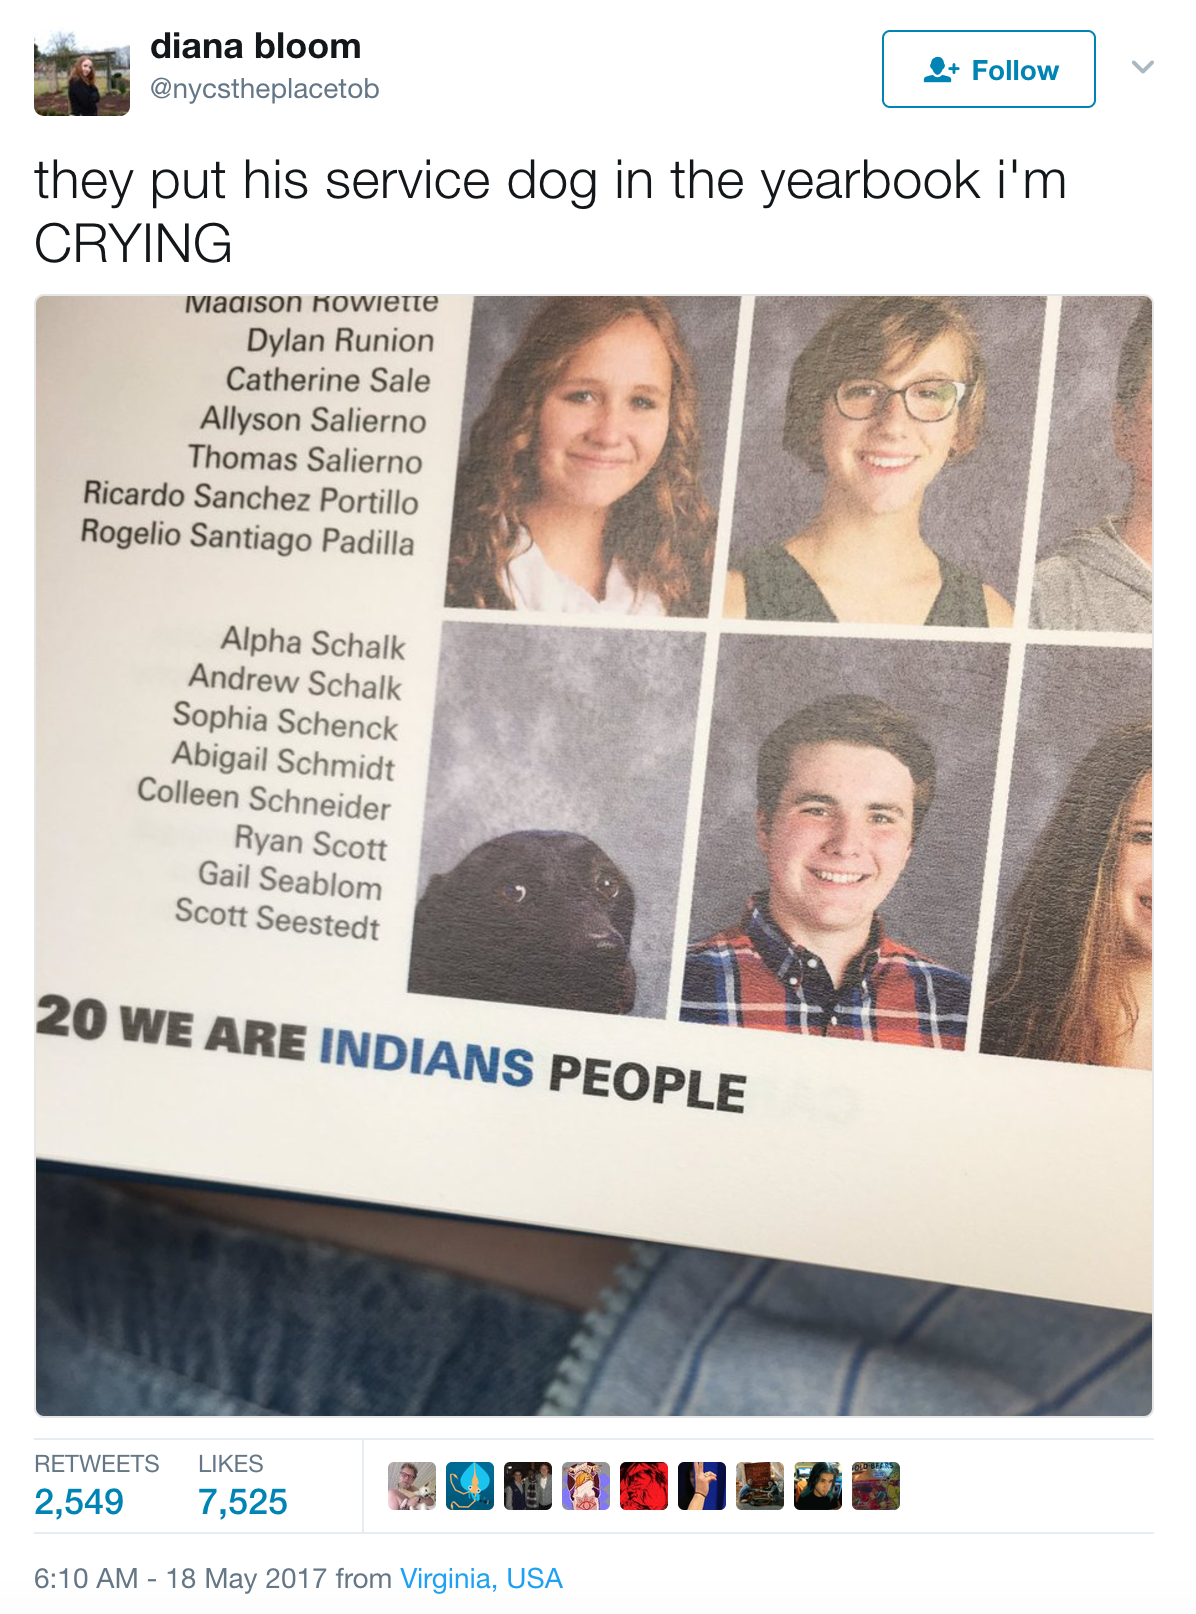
[499,881,528,904]
[594,871,620,900]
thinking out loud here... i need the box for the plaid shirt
[681,895,969,1050]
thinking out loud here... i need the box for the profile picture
[445,1462,494,1510]
[562,1463,609,1511]
[677,1461,726,1511]
[411,622,704,1019]
[35,35,130,115]
[735,1461,784,1509]
[852,1462,900,1510]
[727,296,1044,626]
[387,1461,436,1510]
[794,1461,842,1510]
[444,296,738,618]
[982,645,1151,1068]
[682,636,1008,1049]
[1032,297,1151,632]
[619,1462,668,1510]
[504,1462,553,1510]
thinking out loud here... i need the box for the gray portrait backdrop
[418,622,705,1018]
[690,637,1010,975]
[1036,297,1149,559]
[458,296,739,518]
[989,644,1151,969]
[730,297,1046,605]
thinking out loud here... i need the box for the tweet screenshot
[14,1,1186,1606]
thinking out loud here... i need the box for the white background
[9,1,1188,1607]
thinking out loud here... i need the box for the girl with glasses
[725,296,1013,626]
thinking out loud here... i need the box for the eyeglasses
[834,379,968,423]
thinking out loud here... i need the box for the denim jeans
[37,1174,578,1416]
[37,1173,1150,1417]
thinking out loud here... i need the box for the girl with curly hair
[446,298,715,616]
[69,56,101,116]
[983,720,1151,1067]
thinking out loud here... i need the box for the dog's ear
[413,872,449,928]
[615,961,636,1015]
[409,873,458,993]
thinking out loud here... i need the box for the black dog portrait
[409,831,636,1014]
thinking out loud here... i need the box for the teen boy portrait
[681,694,970,1048]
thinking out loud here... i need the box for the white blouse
[501,530,666,616]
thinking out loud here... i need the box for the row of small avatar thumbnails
[388,1461,899,1512]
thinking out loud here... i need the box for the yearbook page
[35,293,1152,1312]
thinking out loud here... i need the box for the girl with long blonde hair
[446,297,715,616]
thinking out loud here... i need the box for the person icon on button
[924,57,953,83]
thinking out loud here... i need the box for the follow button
[882,31,1096,108]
